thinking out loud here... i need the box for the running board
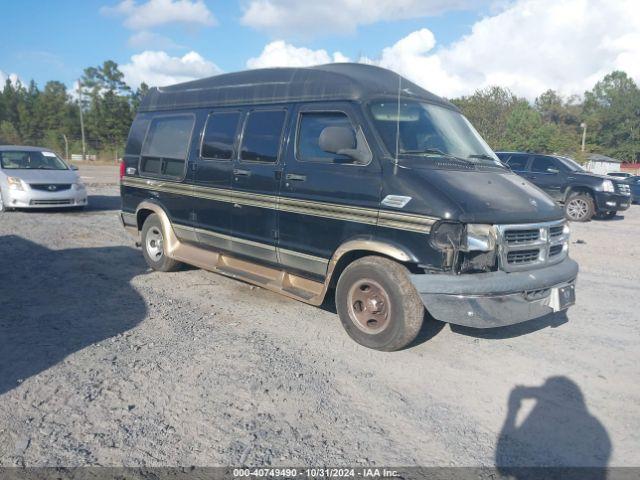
[170,239,326,306]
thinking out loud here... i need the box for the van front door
[230,108,287,264]
[278,103,381,279]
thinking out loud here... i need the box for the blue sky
[1,1,639,99]
[0,1,484,87]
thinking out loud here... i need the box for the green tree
[0,120,21,144]
[583,71,640,161]
[451,86,520,149]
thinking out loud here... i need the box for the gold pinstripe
[121,177,437,233]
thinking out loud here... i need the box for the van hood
[385,164,563,224]
[5,169,78,184]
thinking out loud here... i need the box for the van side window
[125,116,150,156]
[140,115,194,178]
[297,112,354,163]
[507,154,528,171]
[202,112,241,160]
[240,110,286,163]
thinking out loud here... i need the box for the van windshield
[369,100,501,166]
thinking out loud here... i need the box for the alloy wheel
[566,198,589,221]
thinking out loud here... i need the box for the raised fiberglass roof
[139,63,455,112]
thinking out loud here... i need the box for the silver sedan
[0,146,88,211]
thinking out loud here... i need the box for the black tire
[335,256,425,351]
[564,192,595,222]
[141,214,182,272]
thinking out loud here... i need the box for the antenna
[395,72,401,163]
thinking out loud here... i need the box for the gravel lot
[0,165,638,469]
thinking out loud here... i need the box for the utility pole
[62,133,69,161]
[580,122,587,153]
[77,83,87,161]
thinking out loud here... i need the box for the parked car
[627,176,640,203]
[0,146,88,211]
[120,64,578,351]
[496,152,631,221]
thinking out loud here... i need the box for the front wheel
[565,193,595,222]
[335,256,425,351]
[141,214,182,272]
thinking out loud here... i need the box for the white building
[585,153,622,175]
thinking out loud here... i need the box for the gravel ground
[0,165,638,468]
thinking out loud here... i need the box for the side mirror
[70,164,79,171]
[546,168,560,174]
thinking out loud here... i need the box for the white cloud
[0,70,21,89]
[120,50,222,88]
[246,41,350,69]
[248,0,640,100]
[389,0,640,99]
[241,0,476,37]
[101,0,216,30]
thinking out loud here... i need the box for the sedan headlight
[463,224,496,252]
[72,181,86,190]
[7,177,25,191]
[602,180,615,192]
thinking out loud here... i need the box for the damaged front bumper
[410,258,579,328]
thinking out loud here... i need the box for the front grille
[504,229,539,244]
[616,183,631,195]
[30,199,73,206]
[549,244,564,256]
[507,249,540,264]
[30,183,72,192]
[549,226,564,238]
[497,220,569,272]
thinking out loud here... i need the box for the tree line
[0,61,638,163]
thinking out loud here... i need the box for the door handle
[285,173,306,182]
[233,169,251,177]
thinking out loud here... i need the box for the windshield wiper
[467,154,495,160]
[401,148,464,160]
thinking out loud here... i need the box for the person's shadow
[496,377,611,479]
[0,235,147,396]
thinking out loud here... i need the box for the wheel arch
[325,239,419,289]
[564,185,596,202]
[135,201,182,258]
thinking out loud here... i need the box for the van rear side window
[240,110,286,163]
[202,112,241,160]
[140,115,194,178]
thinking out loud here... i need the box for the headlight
[429,222,464,251]
[602,180,615,192]
[72,181,86,190]
[463,224,496,252]
[7,177,25,191]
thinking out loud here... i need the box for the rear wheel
[141,214,182,272]
[565,192,595,222]
[335,256,425,351]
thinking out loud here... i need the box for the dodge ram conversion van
[120,64,578,351]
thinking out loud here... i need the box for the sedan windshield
[369,100,501,166]
[0,150,69,170]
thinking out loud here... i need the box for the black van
[120,64,578,351]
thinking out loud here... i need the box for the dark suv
[496,152,631,221]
